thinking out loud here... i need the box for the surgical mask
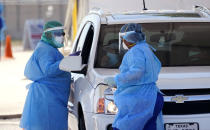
[122,41,136,50]
[122,41,129,50]
[54,36,64,48]
[119,31,136,52]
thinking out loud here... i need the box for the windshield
[94,23,210,68]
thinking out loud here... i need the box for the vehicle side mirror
[59,55,86,72]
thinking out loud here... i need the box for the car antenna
[142,0,148,10]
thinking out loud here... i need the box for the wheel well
[78,102,86,130]
[78,102,84,118]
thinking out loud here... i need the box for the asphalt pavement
[0,43,32,129]
[0,118,21,130]
[0,50,32,116]
[0,43,72,129]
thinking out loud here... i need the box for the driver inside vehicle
[101,40,121,68]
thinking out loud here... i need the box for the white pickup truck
[60,6,210,130]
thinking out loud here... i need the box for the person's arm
[115,48,145,87]
[37,47,64,77]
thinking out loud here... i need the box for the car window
[95,22,210,68]
[73,22,94,64]
[81,24,94,64]
[74,22,92,52]
[95,24,123,68]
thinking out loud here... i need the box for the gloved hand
[104,77,116,87]
[69,51,81,56]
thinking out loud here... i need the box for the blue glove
[69,51,81,56]
[104,77,116,87]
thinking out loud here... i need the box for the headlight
[96,97,118,114]
[105,98,118,114]
[96,84,118,114]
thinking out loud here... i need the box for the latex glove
[104,77,116,87]
[69,51,81,56]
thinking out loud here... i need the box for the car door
[69,21,93,106]
[68,22,94,129]
[68,21,94,130]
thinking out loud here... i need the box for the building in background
[2,0,68,40]
[1,0,210,41]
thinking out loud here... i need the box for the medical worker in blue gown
[20,21,71,130]
[105,23,164,130]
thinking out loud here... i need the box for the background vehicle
[60,6,210,130]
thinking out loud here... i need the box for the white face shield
[44,26,65,48]
[119,32,128,52]
[44,26,64,33]
[119,31,136,52]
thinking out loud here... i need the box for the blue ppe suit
[20,41,71,130]
[113,41,163,130]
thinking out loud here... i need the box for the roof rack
[194,5,210,17]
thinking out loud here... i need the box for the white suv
[60,6,210,130]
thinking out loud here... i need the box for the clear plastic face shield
[51,29,65,44]
[119,32,128,53]
[119,31,136,53]
[44,26,65,48]
[44,26,64,33]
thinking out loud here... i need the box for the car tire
[79,112,86,130]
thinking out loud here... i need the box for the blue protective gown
[20,41,71,130]
[113,41,163,130]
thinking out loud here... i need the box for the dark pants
[113,92,164,130]
[143,92,164,130]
